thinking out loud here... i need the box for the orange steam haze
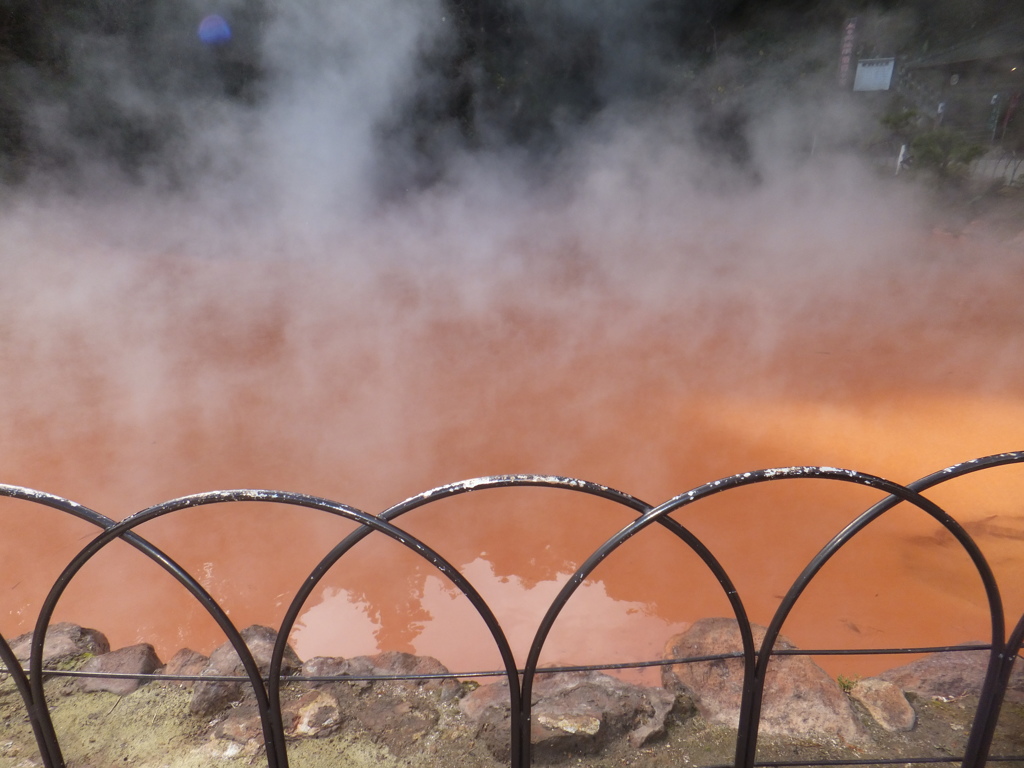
[1,163,1023,683]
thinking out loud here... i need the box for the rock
[849,678,916,732]
[8,623,110,667]
[190,625,302,717]
[198,648,457,755]
[209,690,342,751]
[302,653,453,755]
[158,648,209,689]
[302,650,461,700]
[459,669,677,760]
[878,647,1024,704]
[78,643,162,696]
[302,656,364,689]
[365,650,462,700]
[211,702,264,745]
[662,618,866,744]
[282,690,342,738]
[349,690,440,754]
[627,688,677,749]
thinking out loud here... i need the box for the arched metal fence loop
[816,451,1024,768]
[894,452,1024,768]
[26,491,288,768]
[255,494,523,768]
[376,474,753,768]
[519,503,753,768]
[519,468,844,768]
[0,485,256,768]
[273,475,657,768]
[749,471,1004,768]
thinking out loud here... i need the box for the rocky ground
[922,174,1024,242]
[0,620,1022,768]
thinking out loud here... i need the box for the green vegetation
[881,105,987,180]
[836,673,860,693]
[910,129,987,177]
[880,108,919,137]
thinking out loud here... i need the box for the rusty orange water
[1,215,1022,682]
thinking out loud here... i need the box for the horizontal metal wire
[752,759,965,767]
[0,642,999,683]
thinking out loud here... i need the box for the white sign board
[853,58,894,91]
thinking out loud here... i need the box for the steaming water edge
[1,202,1022,681]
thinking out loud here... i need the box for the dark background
[0,0,1016,186]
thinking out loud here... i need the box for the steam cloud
[1,1,1022,662]
[2,0,1016,516]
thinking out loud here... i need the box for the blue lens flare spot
[198,14,232,45]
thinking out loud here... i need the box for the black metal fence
[2,452,1023,768]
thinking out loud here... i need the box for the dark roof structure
[907,17,1024,69]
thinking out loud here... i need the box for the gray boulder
[210,690,343,750]
[282,690,342,738]
[190,625,301,717]
[79,643,162,696]
[8,622,110,667]
[157,647,209,689]
[662,618,866,744]
[302,650,461,700]
[301,652,458,756]
[879,647,1024,704]
[849,678,916,732]
[459,669,676,760]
